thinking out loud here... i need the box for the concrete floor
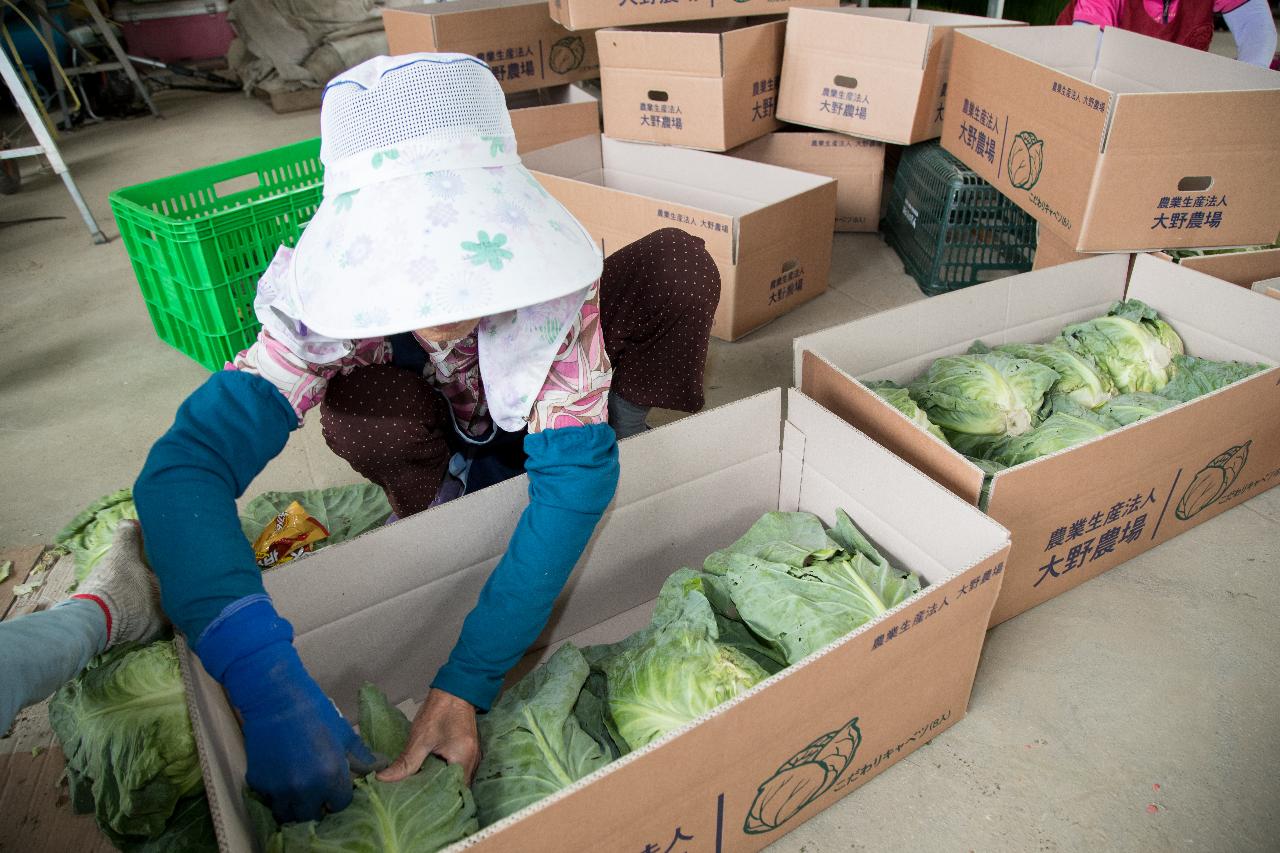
[1,88,1278,852]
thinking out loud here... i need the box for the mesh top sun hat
[275,53,603,341]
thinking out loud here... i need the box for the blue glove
[134,369,297,640]
[197,596,376,824]
[433,422,619,710]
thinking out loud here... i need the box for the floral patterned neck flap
[252,52,602,431]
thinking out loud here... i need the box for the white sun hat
[279,53,603,340]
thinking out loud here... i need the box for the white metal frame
[1,47,107,243]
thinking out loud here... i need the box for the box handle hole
[213,173,261,198]
[833,75,858,90]
[647,90,669,102]
[1178,176,1212,192]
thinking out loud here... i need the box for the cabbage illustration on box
[1007,130,1043,191]
[744,716,863,834]
[1176,441,1251,520]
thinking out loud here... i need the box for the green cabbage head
[970,339,1114,409]
[1062,300,1179,394]
[49,640,203,841]
[601,571,768,751]
[908,352,1059,436]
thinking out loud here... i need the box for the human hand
[377,688,479,784]
[197,597,376,824]
[227,641,378,823]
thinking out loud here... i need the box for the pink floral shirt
[230,281,612,435]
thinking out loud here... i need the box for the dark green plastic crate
[883,141,1037,297]
[110,137,323,370]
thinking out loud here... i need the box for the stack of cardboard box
[387,0,856,341]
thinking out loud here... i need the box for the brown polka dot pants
[320,227,721,516]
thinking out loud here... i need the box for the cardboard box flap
[734,167,836,257]
[785,389,1009,580]
[506,84,597,109]
[791,254,1129,384]
[960,25,1109,82]
[1177,248,1280,287]
[269,391,781,641]
[596,26,727,76]
[531,137,831,264]
[792,359,988,511]
[1102,89,1280,153]
[786,6,933,69]
[1096,27,1280,94]
[719,16,785,75]
[1126,253,1280,364]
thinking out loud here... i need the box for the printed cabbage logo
[743,716,861,834]
[1007,130,1044,191]
[1176,441,1250,520]
[548,36,586,74]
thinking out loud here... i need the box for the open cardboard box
[794,254,1280,627]
[522,134,837,340]
[550,0,835,33]
[384,0,600,94]
[507,84,601,152]
[597,17,784,152]
[181,389,1010,852]
[941,26,1280,253]
[776,7,1023,146]
[729,127,885,232]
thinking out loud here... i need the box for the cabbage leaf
[474,644,612,826]
[239,485,392,551]
[1097,392,1178,425]
[263,759,477,852]
[703,512,922,666]
[55,488,137,584]
[865,380,947,441]
[49,640,203,841]
[1157,355,1269,403]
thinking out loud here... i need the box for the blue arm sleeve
[1225,0,1278,67]
[133,370,298,640]
[432,422,619,710]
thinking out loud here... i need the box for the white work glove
[71,521,168,647]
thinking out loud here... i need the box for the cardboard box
[383,0,600,95]
[597,18,785,152]
[776,8,1023,146]
[730,128,885,232]
[1031,225,1094,272]
[182,388,1011,853]
[507,84,601,152]
[941,26,1280,253]
[550,0,836,33]
[794,253,1280,626]
[522,134,837,340]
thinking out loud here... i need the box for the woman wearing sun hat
[132,53,721,824]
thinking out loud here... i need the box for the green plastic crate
[883,141,1037,297]
[110,137,324,370]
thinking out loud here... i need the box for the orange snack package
[252,500,329,568]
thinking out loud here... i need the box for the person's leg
[0,600,106,732]
[320,364,452,518]
[599,227,721,437]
